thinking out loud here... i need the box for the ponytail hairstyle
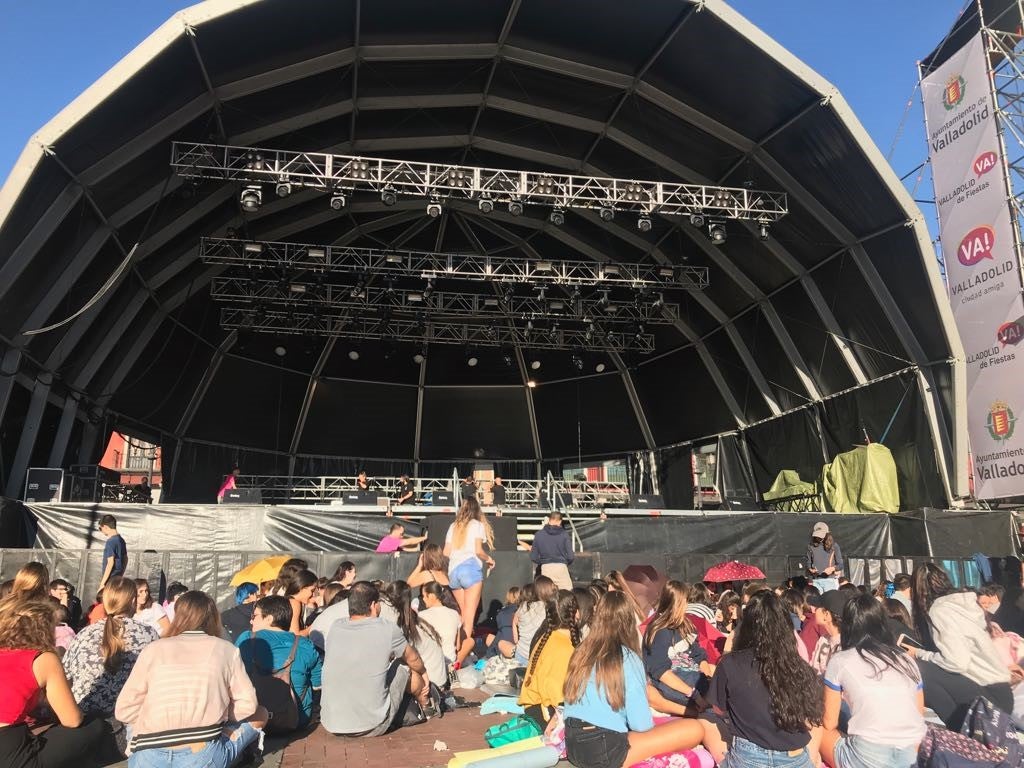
[563,591,639,710]
[451,497,494,550]
[386,580,442,647]
[422,580,461,612]
[101,577,138,673]
[526,590,582,682]
[643,580,694,652]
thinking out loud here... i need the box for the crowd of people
[0,506,1022,768]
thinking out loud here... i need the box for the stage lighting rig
[426,199,443,218]
[708,221,727,245]
[329,191,347,210]
[758,221,771,241]
[689,213,705,228]
[381,185,398,206]
[275,180,292,197]
[239,185,261,212]
[637,215,652,232]
[599,207,615,222]
[549,208,565,226]
[478,196,494,214]
[508,199,524,217]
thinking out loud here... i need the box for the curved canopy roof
[0,0,962,470]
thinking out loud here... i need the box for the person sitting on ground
[642,581,714,716]
[514,576,557,666]
[909,562,1012,729]
[221,583,260,644]
[820,593,924,768]
[699,591,824,767]
[573,587,596,636]
[685,583,717,625]
[716,591,742,635]
[284,569,319,635]
[162,582,188,624]
[2,562,50,605]
[810,589,849,676]
[115,591,267,765]
[375,522,428,554]
[530,511,575,591]
[385,581,444,715]
[236,595,322,732]
[53,605,76,657]
[309,586,351,652]
[519,590,582,728]
[742,580,769,605]
[62,577,158,755]
[320,581,428,737]
[0,599,107,768]
[49,579,83,630]
[978,581,1024,636]
[86,589,106,625]
[0,580,14,600]
[890,573,912,614]
[484,586,521,658]
[420,582,474,669]
[604,570,649,625]
[132,579,170,636]
[331,561,356,587]
[407,543,450,588]
[563,591,704,768]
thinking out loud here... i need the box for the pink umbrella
[703,560,766,583]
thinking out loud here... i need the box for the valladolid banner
[923,32,1024,499]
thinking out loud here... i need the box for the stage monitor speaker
[630,494,665,508]
[426,514,518,550]
[223,488,263,504]
[432,491,455,506]
[24,468,64,503]
[341,490,375,505]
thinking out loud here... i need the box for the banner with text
[924,32,1024,499]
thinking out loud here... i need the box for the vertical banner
[923,33,1024,499]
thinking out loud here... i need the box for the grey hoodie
[918,591,1010,687]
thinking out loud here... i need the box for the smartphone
[897,633,925,651]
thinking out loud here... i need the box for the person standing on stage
[356,470,374,492]
[531,511,575,591]
[460,474,477,500]
[443,498,495,639]
[490,476,507,506]
[98,515,127,590]
[806,521,844,592]
[395,474,415,505]
[216,466,240,503]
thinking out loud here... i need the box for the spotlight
[426,201,442,218]
[602,265,620,277]
[385,253,403,264]
[275,181,292,198]
[478,197,494,214]
[274,345,287,357]
[652,293,665,310]
[329,192,346,210]
[527,380,537,388]
[637,215,652,232]
[381,185,398,206]
[535,261,553,272]
[599,207,615,222]
[467,354,479,367]
[243,242,264,254]
[549,209,565,226]
[708,221,727,245]
[348,350,360,361]
[508,200,524,217]
[307,247,326,260]
[244,151,264,170]
[689,212,705,228]
[530,359,541,370]
[595,362,606,373]
[413,352,425,364]
[758,222,770,241]
[408,292,423,302]
[239,185,262,212]
[423,279,435,300]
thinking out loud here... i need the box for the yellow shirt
[518,628,575,709]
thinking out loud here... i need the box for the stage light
[572,354,583,371]
[537,287,546,301]
[426,200,442,218]
[381,185,398,206]
[275,181,292,198]
[503,350,514,367]
[385,253,403,264]
[484,297,499,307]
[595,362,606,373]
[288,284,306,294]
[467,353,479,367]
[599,207,615,222]
[348,350,360,361]
[330,192,346,210]
[530,359,541,370]
[535,261,553,272]
[307,247,326,260]
[408,292,423,302]
[478,197,494,214]
[413,352,425,364]
[602,264,620,277]
[652,293,665,310]
[708,221,727,245]
[637,216,652,232]
[423,279,435,300]
[689,213,705,228]
[244,152,264,170]
[758,222,770,241]
[527,380,537,388]
[508,200,524,217]
[549,209,565,226]
[243,242,264,254]
[239,185,262,212]
[274,345,287,357]
[526,320,534,332]
[713,189,731,205]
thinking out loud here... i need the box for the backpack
[248,634,302,733]
[918,697,1024,768]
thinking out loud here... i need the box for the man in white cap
[806,521,844,584]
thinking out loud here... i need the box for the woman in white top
[443,498,495,639]
[133,579,169,636]
[419,582,474,667]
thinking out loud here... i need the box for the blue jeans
[722,737,814,768]
[128,722,260,768]
[449,560,483,589]
[833,735,917,768]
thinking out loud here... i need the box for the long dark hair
[563,591,638,710]
[526,590,581,682]
[911,562,955,647]
[422,581,460,612]
[840,593,919,682]
[644,581,694,652]
[572,587,596,630]
[385,581,441,647]
[733,591,823,731]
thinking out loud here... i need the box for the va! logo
[958,225,995,267]
[944,74,966,110]
[986,400,1016,442]
[974,151,997,177]
[998,320,1024,347]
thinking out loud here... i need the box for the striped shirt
[685,603,717,624]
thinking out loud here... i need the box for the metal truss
[210,276,680,325]
[985,12,1024,259]
[200,237,709,289]
[220,307,655,353]
[172,141,788,221]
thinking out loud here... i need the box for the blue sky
[0,1,966,200]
